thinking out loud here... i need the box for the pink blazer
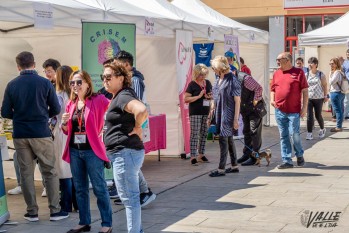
[62,94,110,163]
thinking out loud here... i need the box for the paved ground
[1,112,349,233]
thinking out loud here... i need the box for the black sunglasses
[69,80,82,87]
[100,74,113,81]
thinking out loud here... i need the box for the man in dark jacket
[236,71,264,166]
[1,51,69,222]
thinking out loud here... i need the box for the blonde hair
[192,63,209,80]
[211,56,230,73]
[330,57,342,71]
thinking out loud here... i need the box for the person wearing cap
[224,51,239,75]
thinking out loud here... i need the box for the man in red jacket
[240,57,251,75]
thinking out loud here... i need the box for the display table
[144,114,166,161]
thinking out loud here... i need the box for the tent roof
[298,12,349,46]
[171,0,268,43]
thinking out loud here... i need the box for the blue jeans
[70,148,112,227]
[108,148,145,233]
[275,109,304,164]
[343,93,349,118]
[330,92,345,128]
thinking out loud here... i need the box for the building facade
[202,0,349,68]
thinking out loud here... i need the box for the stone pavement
[1,112,349,233]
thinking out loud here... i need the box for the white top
[329,70,342,93]
[52,91,72,179]
[306,70,325,99]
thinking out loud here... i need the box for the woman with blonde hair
[329,57,345,132]
[61,70,112,233]
[209,56,241,177]
[184,63,213,165]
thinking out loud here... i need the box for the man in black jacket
[1,51,69,222]
[236,71,264,166]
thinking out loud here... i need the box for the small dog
[252,149,272,167]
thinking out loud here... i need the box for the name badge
[203,100,210,107]
[74,133,86,144]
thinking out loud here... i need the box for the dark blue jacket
[1,70,60,138]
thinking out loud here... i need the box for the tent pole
[0,24,34,33]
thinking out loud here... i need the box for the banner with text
[224,35,244,138]
[284,0,349,9]
[176,30,193,154]
[82,22,136,90]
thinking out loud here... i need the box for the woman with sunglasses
[329,57,345,132]
[305,57,328,140]
[61,71,112,233]
[102,63,148,233]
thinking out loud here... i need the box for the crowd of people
[1,48,348,232]
[1,51,156,233]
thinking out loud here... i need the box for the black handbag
[254,99,267,118]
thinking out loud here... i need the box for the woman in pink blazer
[61,70,112,233]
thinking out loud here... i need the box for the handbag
[254,99,267,118]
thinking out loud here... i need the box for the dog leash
[237,137,261,158]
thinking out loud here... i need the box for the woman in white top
[53,65,77,212]
[305,57,328,140]
[329,57,345,132]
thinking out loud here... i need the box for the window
[324,14,342,25]
[304,15,322,32]
[286,16,303,37]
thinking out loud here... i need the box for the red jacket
[62,94,110,163]
[241,64,251,75]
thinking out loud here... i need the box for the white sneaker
[8,186,22,195]
[319,128,326,138]
[306,132,313,140]
[41,188,47,197]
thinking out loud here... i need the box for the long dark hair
[56,65,73,96]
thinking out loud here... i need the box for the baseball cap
[224,51,235,58]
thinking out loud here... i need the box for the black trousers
[218,136,237,170]
[307,98,324,132]
[242,113,263,156]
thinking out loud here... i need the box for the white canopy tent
[298,12,349,82]
[0,0,269,156]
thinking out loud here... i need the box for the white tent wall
[136,36,181,156]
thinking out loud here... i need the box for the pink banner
[176,30,193,154]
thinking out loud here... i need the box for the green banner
[82,22,136,91]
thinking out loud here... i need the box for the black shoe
[297,157,305,167]
[24,213,39,222]
[140,188,157,207]
[191,158,198,166]
[50,210,69,221]
[241,158,257,166]
[108,183,118,199]
[237,154,250,164]
[225,167,239,173]
[277,163,294,169]
[209,170,225,177]
[113,197,123,205]
[67,225,91,233]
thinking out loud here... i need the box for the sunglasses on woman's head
[69,80,82,87]
[100,74,113,81]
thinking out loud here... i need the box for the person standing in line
[328,57,345,132]
[113,51,156,207]
[305,57,328,140]
[102,63,148,233]
[1,51,69,221]
[61,70,112,233]
[342,49,349,120]
[43,58,61,88]
[240,57,251,75]
[236,71,264,166]
[54,65,78,212]
[224,51,238,75]
[271,52,308,169]
[209,56,241,177]
[184,64,212,166]
[295,57,308,74]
